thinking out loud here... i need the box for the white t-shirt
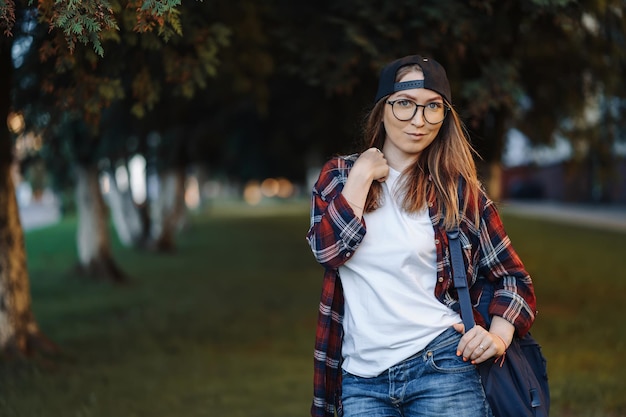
[338,167,461,377]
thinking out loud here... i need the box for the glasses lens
[391,101,417,121]
[423,103,446,124]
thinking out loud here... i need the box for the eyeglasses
[386,99,448,124]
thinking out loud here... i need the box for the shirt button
[434,239,440,245]
[438,277,444,283]
[428,202,433,207]
[345,252,351,258]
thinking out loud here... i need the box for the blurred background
[1,1,625,416]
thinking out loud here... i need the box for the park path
[19,199,62,231]
[500,200,626,233]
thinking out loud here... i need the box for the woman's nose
[411,106,426,126]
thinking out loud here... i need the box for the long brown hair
[361,65,481,230]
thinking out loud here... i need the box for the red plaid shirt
[306,155,537,417]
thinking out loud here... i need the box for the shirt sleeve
[306,157,366,270]
[477,198,537,337]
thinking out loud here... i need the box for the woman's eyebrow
[395,93,444,102]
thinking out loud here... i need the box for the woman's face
[381,70,444,168]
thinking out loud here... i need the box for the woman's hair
[361,65,481,229]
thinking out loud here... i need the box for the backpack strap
[446,177,476,331]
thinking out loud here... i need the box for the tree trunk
[474,108,509,202]
[0,35,57,357]
[485,161,503,202]
[105,168,144,248]
[153,168,186,252]
[0,165,59,357]
[75,164,127,283]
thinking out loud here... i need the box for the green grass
[497,214,626,417]
[0,199,625,416]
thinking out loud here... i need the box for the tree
[0,28,58,358]
[12,1,229,277]
[0,0,187,356]
[516,0,626,201]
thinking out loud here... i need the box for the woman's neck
[382,147,419,173]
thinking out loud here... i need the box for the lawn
[0,199,624,417]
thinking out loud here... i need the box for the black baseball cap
[374,55,451,104]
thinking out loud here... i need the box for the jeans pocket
[426,348,477,374]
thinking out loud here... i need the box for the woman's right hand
[341,148,389,218]
[352,147,389,183]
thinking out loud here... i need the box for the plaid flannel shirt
[306,155,537,417]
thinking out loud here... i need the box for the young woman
[306,55,537,417]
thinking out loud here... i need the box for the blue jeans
[341,327,492,417]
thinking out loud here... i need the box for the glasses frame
[386,99,449,125]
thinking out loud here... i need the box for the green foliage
[531,0,577,6]
[6,0,626,196]
[134,0,183,42]
[138,0,182,16]
[0,0,16,35]
[266,1,624,159]
[47,0,118,56]
[461,60,524,119]
[10,0,231,186]
[2,0,186,57]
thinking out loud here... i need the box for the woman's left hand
[453,321,511,364]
